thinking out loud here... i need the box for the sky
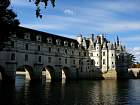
[11,0,140,62]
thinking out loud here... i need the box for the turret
[117,35,119,46]
[108,43,116,70]
[99,34,104,45]
[102,42,108,72]
[77,34,83,45]
[89,34,94,46]
[95,36,102,68]
[82,37,87,49]
[102,42,107,50]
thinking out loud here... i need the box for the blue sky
[11,0,140,62]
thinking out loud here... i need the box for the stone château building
[0,27,128,81]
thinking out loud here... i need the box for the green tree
[0,0,19,49]
[0,0,55,49]
[126,53,136,68]
[29,0,56,18]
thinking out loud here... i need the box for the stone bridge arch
[16,65,33,80]
[62,66,71,80]
[0,65,5,80]
[42,65,55,81]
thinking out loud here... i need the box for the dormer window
[47,37,52,44]
[71,42,75,48]
[64,41,68,46]
[36,35,41,42]
[12,34,16,37]
[56,39,61,45]
[24,33,30,39]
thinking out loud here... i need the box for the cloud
[20,23,67,31]
[121,36,140,42]
[11,0,32,7]
[128,47,140,62]
[91,0,140,14]
[64,9,74,16]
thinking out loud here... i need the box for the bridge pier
[32,64,43,80]
[53,66,62,81]
[4,62,16,81]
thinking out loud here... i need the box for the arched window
[103,59,105,65]
[39,56,41,62]
[25,44,28,50]
[65,59,67,64]
[11,53,15,61]
[48,57,51,63]
[36,35,41,42]
[11,41,14,48]
[25,54,28,61]
[103,52,105,56]
[38,45,40,51]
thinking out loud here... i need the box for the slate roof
[15,26,79,48]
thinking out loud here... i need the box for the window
[26,44,28,50]
[71,42,75,47]
[65,59,67,64]
[97,54,98,56]
[56,39,61,45]
[112,53,114,56]
[37,35,41,41]
[25,54,28,61]
[11,41,14,48]
[38,45,40,51]
[39,56,41,62]
[97,62,98,65]
[84,52,86,56]
[24,33,30,39]
[103,59,105,65]
[11,53,15,60]
[90,53,93,56]
[79,60,81,65]
[112,62,114,64]
[81,67,83,72]
[103,52,105,56]
[47,37,52,44]
[64,41,68,46]
[91,60,94,65]
[48,47,51,53]
[97,47,98,49]
[65,49,67,54]
[59,58,61,64]
[79,52,81,56]
[48,57,51,63]
[58,48,60,52]
[72,51,74,55]
[73,60,75,64]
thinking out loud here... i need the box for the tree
[0,0,19,49]
[29,0,56,18]
[0,0,55,49]
[126,53,136,68]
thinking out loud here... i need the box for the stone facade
[0,27,128,80]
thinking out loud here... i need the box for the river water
[0,75,140,105]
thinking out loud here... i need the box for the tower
[82,37,87,49]
[76,34,83,45]
[108,43,116,70]
[94,36,101,69]
[102,42,108,73]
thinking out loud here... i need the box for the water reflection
[1,75,140,105]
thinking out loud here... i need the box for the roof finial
[117,35,119,46]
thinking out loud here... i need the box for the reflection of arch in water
[0,66,5,80]
[62,67,71,80]
[42,65,55,81]
[16,65,33,80]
